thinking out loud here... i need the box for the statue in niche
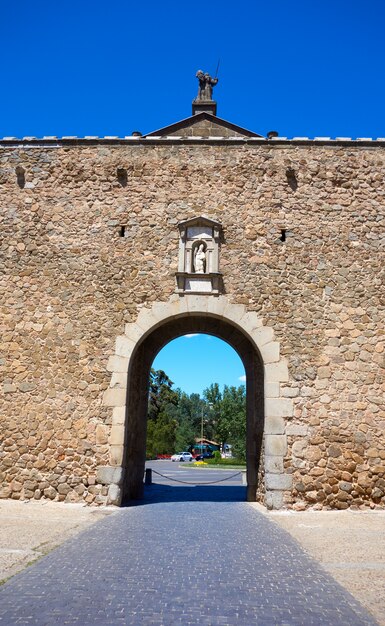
[196,70,218,101]
[193,243,206,273]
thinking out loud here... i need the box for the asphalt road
[143,459,246,504]
[146,459,244,485]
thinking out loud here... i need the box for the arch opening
[149,333,246,462]
[122,315,264,503]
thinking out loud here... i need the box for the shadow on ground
[123,483,247,506]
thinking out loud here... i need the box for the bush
[213,450,222,462]
[206,457,246,466]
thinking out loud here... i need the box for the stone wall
[0,138,384,508]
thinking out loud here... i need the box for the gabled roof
[145,111,263,138]
[178,216,222,229]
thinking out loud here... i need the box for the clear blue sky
[2,1,385,139]
[152,335,245,396]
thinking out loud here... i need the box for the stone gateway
[0,76,384,510]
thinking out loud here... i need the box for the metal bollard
[145,468,152,485]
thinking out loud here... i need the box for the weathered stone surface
[265,456,284,474]
[265,398,293,418]
[96,466,123,485]
[107,483,122,505]
[0,138,383,510]
[265,473,293,490]
[292,440,307,459]
[265,362,289,383]
[265,490,284,510]
[265,435,287,457]
[102,388,126,407]
[264,382,280,398]
[264,416,285,434]
[108,424,125,446]
[286,424,308,436]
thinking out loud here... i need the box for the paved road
[0,462,377,625]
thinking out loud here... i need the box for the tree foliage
[218,385,246,460]
[146,369,178,457]
[146,369,246,461]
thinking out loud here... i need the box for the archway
[102,296,293,509]
[124,315,263,502]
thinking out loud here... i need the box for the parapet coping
[1,136,385,147]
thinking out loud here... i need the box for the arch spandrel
[101,296,293,510]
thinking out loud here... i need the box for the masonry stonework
[0,127,384,509]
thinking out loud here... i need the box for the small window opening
[16,166,25,189]
[286,167,298,191]
[119,225,127,237]
[279,229,286,242]
[117,168,127,187]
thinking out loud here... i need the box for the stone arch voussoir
[101,295,293,508]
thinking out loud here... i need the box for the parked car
[194,452,214,461]
[171,452,193,462]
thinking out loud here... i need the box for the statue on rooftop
[196,70,218,101]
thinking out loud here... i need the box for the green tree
[146,369,178,457]
[203,383,222,441]
[171,390,205,452]
[202,383,246,460]
[219,385,246,461]
[148,369,178,422]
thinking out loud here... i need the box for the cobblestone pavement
[0,479,378,625]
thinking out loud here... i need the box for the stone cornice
[1,136,385,147]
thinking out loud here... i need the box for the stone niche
[176,216,222,295]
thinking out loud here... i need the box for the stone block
[115,335,135,358]
[108,483,122,505]
[265,473,293,490]
[318,366,331,379]
[185,294,209,313]
[252,325,274,348]
[238,311,263,334]
[222,301,246,323]
[264,416,285,434]
[265,361,289,383]
[109,424,125,445]
[3,384,16,393]
[281,387,299,398]
[151,299,179,320]
[265,434,287,456]
[135,308,160,331]
[110,372,127,388]
[265,490,284,510]
[124,323,144,343]
[106,355,129,373]
[57,483,71,495]
[292,440,307,458]
[265,456,284,473]
[95,424,109,444]
[96,466,123,485]
[286,424,308,436]
[264,382,280,398]
[102,388,126,407]
[112,406,126,425]
[206,296,226,317]
[259,341,280,363]
[265,397,293,418]
[110,445,124,466]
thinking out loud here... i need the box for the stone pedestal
[192,100,217,116]
[175,272,222,295]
